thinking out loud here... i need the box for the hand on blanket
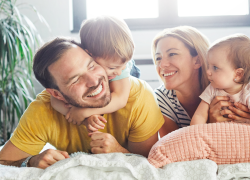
[29,149,69,169]
[208,96,234,123]
[90,132,129,154]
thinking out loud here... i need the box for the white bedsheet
[0,152,250,180]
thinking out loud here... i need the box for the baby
[191,34,250,125]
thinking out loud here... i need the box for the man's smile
[87,84,103,97]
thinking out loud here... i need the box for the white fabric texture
[0,152,249,180]
[200,83,250,109]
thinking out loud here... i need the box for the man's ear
[46,88,66,101]
[193,56,202,69]
[234,68,244,82]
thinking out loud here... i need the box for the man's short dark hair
[33,37,80,90]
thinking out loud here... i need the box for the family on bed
[0,16,250,169]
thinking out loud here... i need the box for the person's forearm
[118,146,130,154]
[190,116,207,125]
[0,158,26,167]
[83,93,127,117]
[51,96,69,115]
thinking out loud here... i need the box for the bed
[0,152,250,180]
[1,122,250,180]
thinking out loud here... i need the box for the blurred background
[14,0,250,91]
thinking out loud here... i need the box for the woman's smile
[162,71,177,78]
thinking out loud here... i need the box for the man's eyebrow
[155,48,179,56]
[65,58,95,85]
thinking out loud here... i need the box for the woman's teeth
[87,85,103,97]
[163,72,176,77]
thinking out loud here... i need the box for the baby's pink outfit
[200,83,250,109]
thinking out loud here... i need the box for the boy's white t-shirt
[200,83,250,109]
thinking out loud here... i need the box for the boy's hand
[83,115,107,135]
[65,107,88,125]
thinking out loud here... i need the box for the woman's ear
[234,68,244,82]
[193,56,202,69]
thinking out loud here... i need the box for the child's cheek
[105,69,113,76]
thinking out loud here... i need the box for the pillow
[148,122,250,168]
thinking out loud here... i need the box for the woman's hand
[228,102,250,123]
[208,96,233,123]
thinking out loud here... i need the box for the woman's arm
[159,116,179,137]
[190,100,209,125]
[50,96,70,115]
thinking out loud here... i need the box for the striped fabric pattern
[155,85,191,128]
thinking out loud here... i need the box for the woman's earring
[234,78,237,82]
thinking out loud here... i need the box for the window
[70,0,250,32]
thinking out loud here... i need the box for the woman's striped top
[155,84,191,128]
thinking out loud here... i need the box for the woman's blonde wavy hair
[152,26,210,91]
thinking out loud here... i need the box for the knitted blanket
[0,152,250,180]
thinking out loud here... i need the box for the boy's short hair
[79,16,134,63]
[208,34,250,84]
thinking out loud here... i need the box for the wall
[18,0,250,93]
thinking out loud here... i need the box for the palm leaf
[0,0,49,144]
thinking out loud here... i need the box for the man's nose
[85,73,99,87]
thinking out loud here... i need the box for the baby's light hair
[152,26,210,91]
[208,34,250,84]
[80,16,134,63]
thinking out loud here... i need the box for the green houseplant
[0,0,48,145]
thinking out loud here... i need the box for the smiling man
[0,38,164,169]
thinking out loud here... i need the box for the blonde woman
[153,26,209,136]
[153,26,250,137]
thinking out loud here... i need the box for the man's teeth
[87,85,103,97]
[163,72,175,77]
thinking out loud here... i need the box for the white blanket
[0,152,250,180]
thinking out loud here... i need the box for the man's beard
[60,77,111,108]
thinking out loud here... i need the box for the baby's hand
[65,107,88,125]
[83,115,107,134]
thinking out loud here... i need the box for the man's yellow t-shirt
[10,77,164,155]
